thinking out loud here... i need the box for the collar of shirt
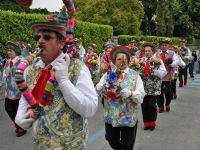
[35,52,66,69]
[11,56,20,65]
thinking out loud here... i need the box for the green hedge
[0,10,113,57]
[118,35,200,46]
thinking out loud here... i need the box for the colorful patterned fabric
[4,58,21,100]
[139,58,162,95]
[26,58,88,150]
[103,69,139,127]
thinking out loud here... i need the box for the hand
[16,112,35,130]
[53,57,70,83]
[121,89,132,99]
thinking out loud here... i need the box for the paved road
[0,75,200,150]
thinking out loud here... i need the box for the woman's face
[115,53,128,70]
[144,46,154,58]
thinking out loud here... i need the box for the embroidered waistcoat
[5,59,21,100]
[26,59,88,150]
[104,69,139,127]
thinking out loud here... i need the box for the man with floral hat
[2,41,27,137]
[15,16,98,149]
[96,46,145,150]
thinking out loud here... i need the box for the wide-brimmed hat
[110,46,132,64]
[6,41,21,55]
[29,16,66,38]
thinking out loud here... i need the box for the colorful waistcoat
[4,59,21,100]
[156,50,175,81]
[139,57,162,96]
[26,59,88,150]
[103,69,139,127]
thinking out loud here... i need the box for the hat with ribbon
[160,38,171,45]
[105,43,116,49]
[29,16,67,38]
[6,41,21,55]
[110,46,132,64]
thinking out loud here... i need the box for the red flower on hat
[16,0,32,7]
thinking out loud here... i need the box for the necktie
[144,58,150,77]
[32,66,52,105]
[161,52,166,62]
[10,61,13,68]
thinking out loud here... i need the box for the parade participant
[85,43,99,84]
[178,39,192,87]
[156,39,179,113]
[169,46,186,99]
[135,41,145,58]
[96,46,145,150]
[74,38,86,61]
[189,50,197,78]
[139,43,167,130]
[15,17,98,149]
[128,39,138,56]
[100,42,116,75]
[2,41,27,137]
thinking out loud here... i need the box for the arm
[15,96,35,130]
[59,65,98,118]
[170,53,179,67]
[156,59,167,79]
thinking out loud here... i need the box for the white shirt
[15,53,98,129]
[96,67,145,104]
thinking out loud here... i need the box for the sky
[30,0,63,12]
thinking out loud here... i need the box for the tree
[76,0,144,35]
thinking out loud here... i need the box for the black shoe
[16,130,27,137]
[179,83,183,87]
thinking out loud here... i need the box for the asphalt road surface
[0,75,200,150]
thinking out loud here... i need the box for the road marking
[88,127,105,145]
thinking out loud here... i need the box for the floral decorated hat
[29,16,67,38]
[110,46,132,64]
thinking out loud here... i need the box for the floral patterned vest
[104,69,139,127]
[139,57,162,96]
[26,59,88,150]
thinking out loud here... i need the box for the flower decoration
[88,56,98,66]
[149,56,161,69]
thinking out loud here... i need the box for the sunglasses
[88,48,93,50]
[34,34,56,41]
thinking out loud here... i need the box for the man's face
[115,53,128,70]
[179,42,185,48]
[87,46,93,54]
[160,43,169,51]
[129,42,135,48]
[36,31,65,64]
[144,46,153,58]
[7,49,16,60]
[75,41,81,48]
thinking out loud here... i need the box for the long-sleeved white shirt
[15,53,98,129]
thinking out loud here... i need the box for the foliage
[118,35,187,47]
[76,0,144,35]
[0,10,113,57]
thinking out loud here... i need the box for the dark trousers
[141,95,158,123]
[4,98,21,129]
[157,81,172,109]
[179,66,188,84]
[171,79,177,94]
[105,123,138,150]
[189,62,195,77]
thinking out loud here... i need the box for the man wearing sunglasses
[15,16,98,149]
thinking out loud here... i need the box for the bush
[118,35,200,47]
[0,10,113,57]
